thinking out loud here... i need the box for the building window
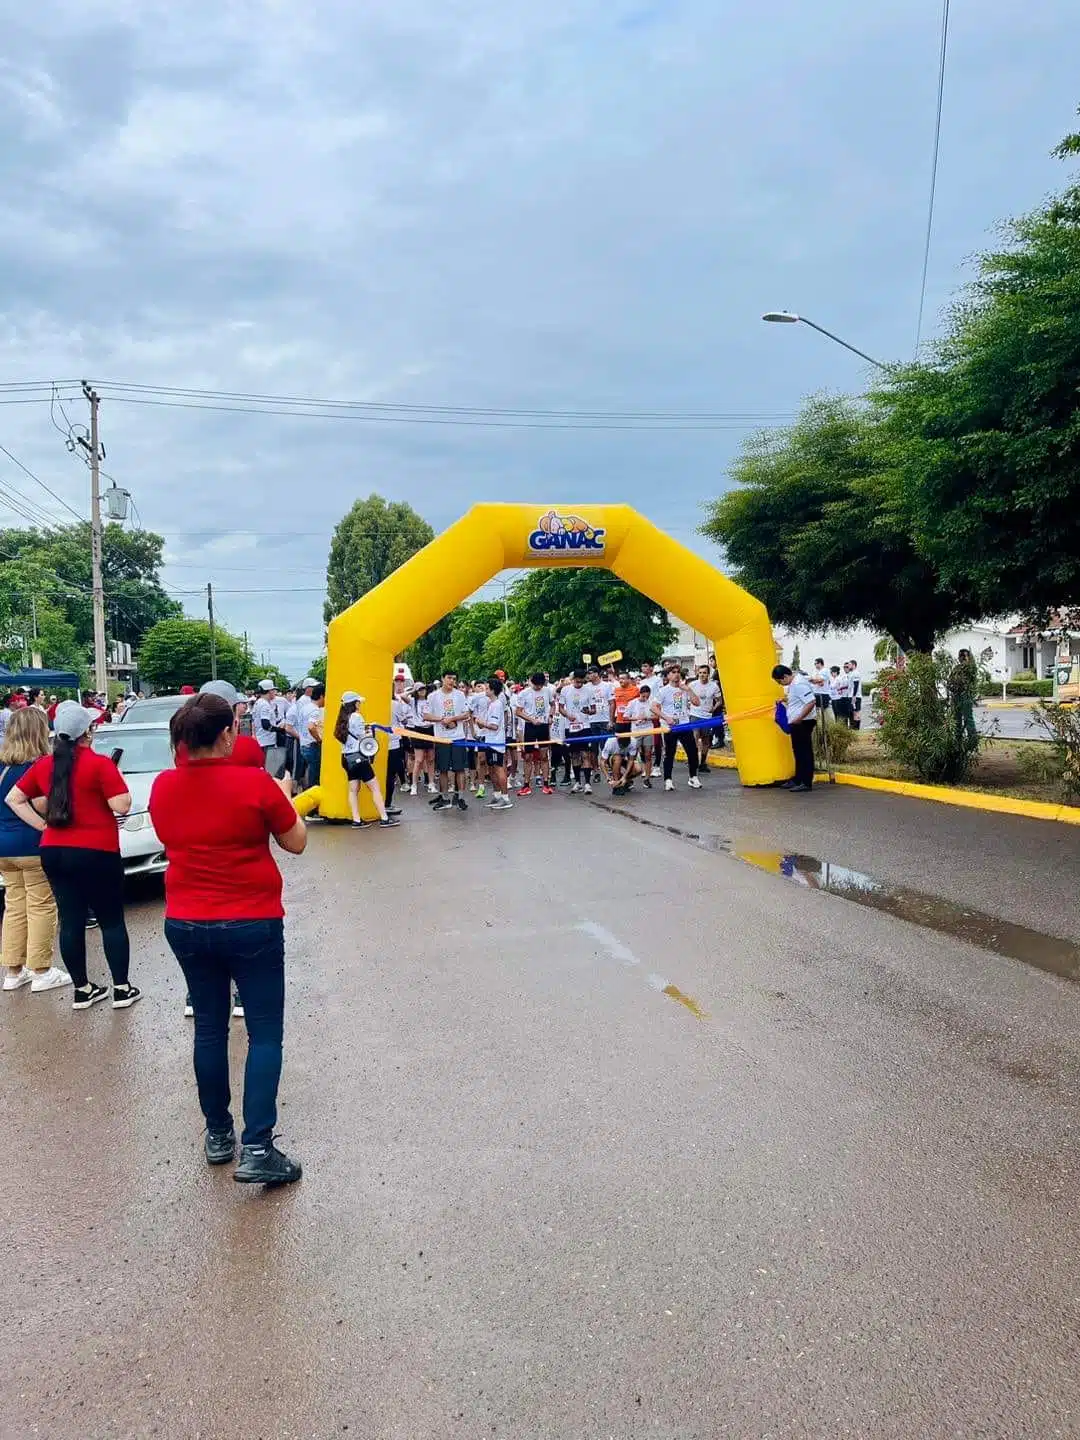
[1022,643,1036,671]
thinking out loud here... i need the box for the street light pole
[761,312,887,370]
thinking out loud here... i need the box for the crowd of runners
[382,659,725,813]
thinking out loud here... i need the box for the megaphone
[358,734,379,759]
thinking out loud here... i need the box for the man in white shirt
[652,666,702,791]
[251,679,283,774]
[477,677,513,809]
[514,672,556,796]
[625,684,655,789]
[846,661,863,730]
[810,658,831,716]
[689,663,722,770]
[772,663,817,791]
[599,732,642,795]
[829,665,852,725]
[559,669,597,794]
[466,681,490,795]
[291,678,318,788]
[421,670,470,811]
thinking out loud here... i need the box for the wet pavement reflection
[586,799,1080,982]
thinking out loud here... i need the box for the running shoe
[233,994,244,1018]
[386,806,402,816]
[184,994,194,1017]
[431,796,451,812]
[583,783,593,795]
[2,968,32,991]
[651,766,662,779]
[688,776,702,789]
[72,982,109,1011]
[612,784,627,796]
[643,777,652,789]
[541,785,554,795]
[234,1140,302,1185]
[409,783,418,796]
[30,966,72,993]
[664,779,675,792]
[517,785,532,797]
[454,795,468,811]
[476,784,486,798]
[571,782,581,794]
[490,796,514,810]
[426,782,438,794]
[112,983,142,1010]
[379,815,401,827]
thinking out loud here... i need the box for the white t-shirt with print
[656,683,693,726]
[482,695,507,750]
[560,685,595,734]
[601,735,640,760]
[689,679,720,720]
[516,686,554,725]
[422,687,469,741]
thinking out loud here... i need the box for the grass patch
[824,734,1078,808]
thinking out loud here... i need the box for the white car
[91,722,174,878]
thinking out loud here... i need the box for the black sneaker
[454,794,468,811]
[234,1140,302,1185]
[386,806,402,816]
[72,982,109,1011]
[431,795,450,811]
[643,777,652,789]
[205,1128,236,1165]
[112,983,142,1010]
[379,815,401,827]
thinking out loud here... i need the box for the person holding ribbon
[334,693,399,827]
[652,666,702,792]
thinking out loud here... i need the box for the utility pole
[207,582,218,680]
[81,381,107,695]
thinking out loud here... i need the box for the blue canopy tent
[0,664,81,689]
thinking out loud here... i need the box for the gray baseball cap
[199,679,240,706]
[54,701,95,740]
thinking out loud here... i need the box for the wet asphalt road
[4,773,1080,1439]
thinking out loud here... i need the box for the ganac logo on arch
[527,510,606,554]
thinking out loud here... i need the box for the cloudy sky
[0,0,1076,677]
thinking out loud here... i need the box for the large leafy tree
[0,557,85,674]
[440,601,506,680]
[0,522,180,654]
[404,609,462,684]
[701,396,977,653]
[883,118,1080,620]
[138,618,250,691]
[502,569,676,676]
[324,495,435,624]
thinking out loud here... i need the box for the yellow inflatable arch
[306,503,791,820]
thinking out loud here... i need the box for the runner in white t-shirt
[625,686,655,789]
[599,733,642,795]
[421,671,470,812]
[514,673,556,796]
[467,681,490,795]
[476,677,513,809]
[652,665,702,791]
[560,670,597,794]
[689,664,722,770]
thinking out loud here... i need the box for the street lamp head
[762,311,800,324]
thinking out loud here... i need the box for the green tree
[701,396,976,654]
[404,609,462,683]
[884,115,1080,620]
[441,601,506,680]
[308,655,328,684]
[324,495,435,623]
[0,557,85,675]
[501,570,675,677]
[138,618,250,692]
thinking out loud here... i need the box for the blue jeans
[164,918,285,1147]
[300,743,321,790]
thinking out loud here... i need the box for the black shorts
[567,730,592,749]
[435,741,467,774]
[412,726,434,751]
[588,722,609,744]
[523,722,550,748]
[342,754,375,783]
[484,747,506,766]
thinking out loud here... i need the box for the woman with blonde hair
[0,706,68,994]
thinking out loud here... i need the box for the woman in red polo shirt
[6,700,137,1011]
[150,691,307,1186]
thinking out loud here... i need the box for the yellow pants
[0,855,58,972]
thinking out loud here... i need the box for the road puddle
[588,802,1080,982]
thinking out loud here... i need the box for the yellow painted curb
[707,753,1080,825]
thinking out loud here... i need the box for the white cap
[257,678,276,692]
[301,677,317,690]
[200,679,240,706]
[54,701,95,740]
[341,690,365,704]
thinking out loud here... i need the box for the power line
[0,440,85,522]
[915,0,951,354]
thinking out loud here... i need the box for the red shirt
[149,759,298,920]
[18,749,128,852]
[174,735,264,769]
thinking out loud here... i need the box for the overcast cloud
[0,0,1076,676]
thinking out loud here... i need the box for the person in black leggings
[7,700,138,1010]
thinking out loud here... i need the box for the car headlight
[120,811,151,831]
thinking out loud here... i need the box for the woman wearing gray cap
[5,700,138,1011]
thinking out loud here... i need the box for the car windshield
[92,728,175,775]
[121,697,185,723]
